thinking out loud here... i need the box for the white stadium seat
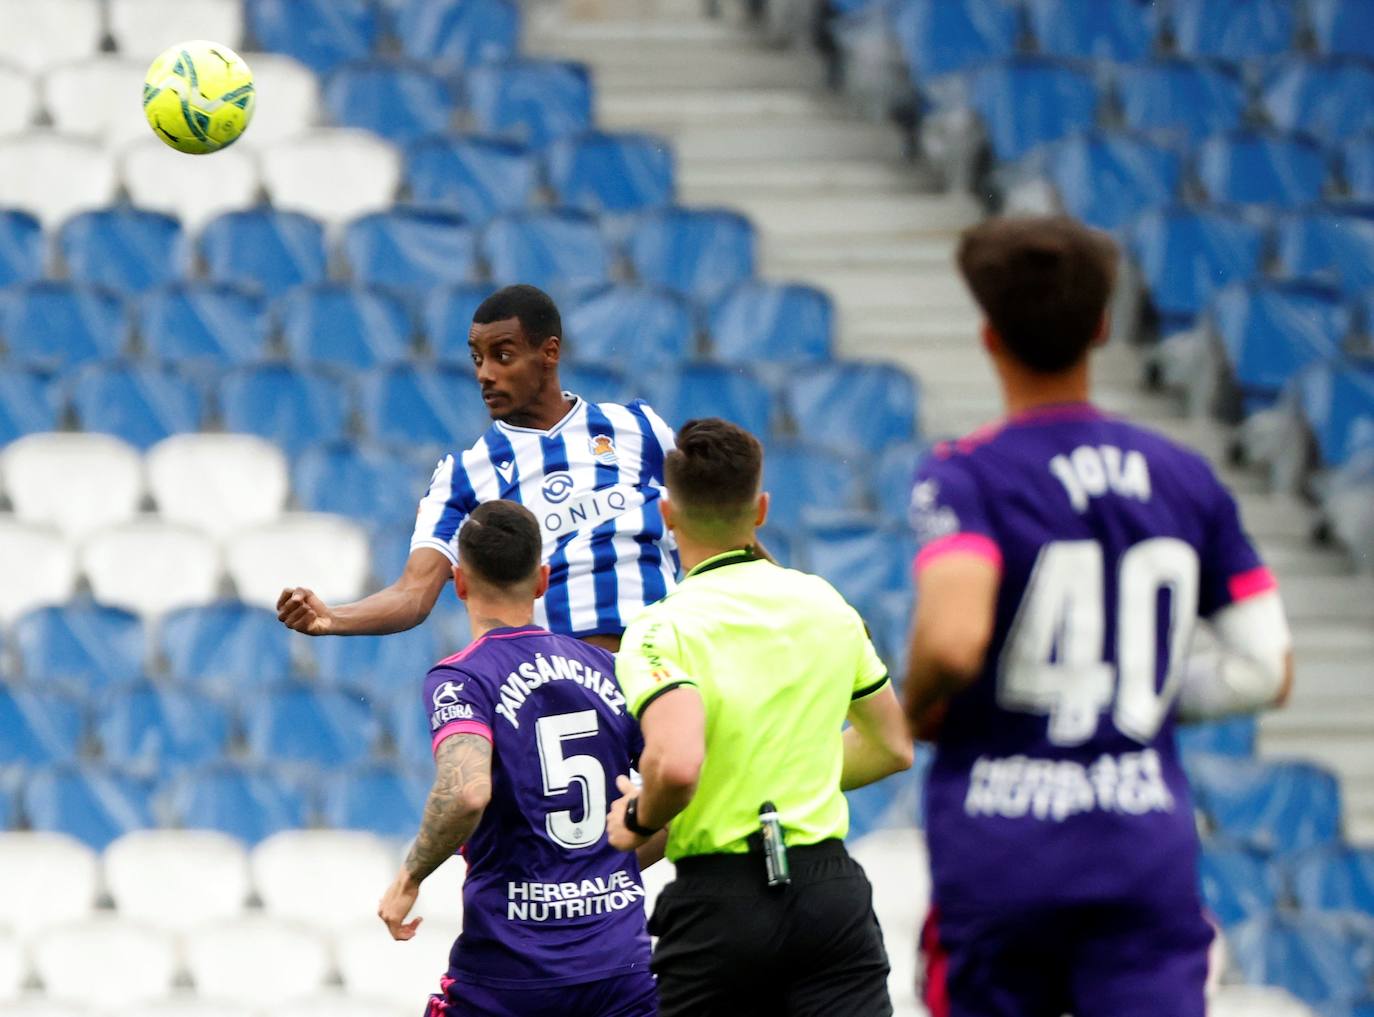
[0,0,103,74]
[0,520,78,624]
[0,62,40,134]
[183,916,331,1008]
[260,130,400,227]
[640,857,675,918]
[114,999,257,1017]
[1,433,144,540]
[0,131,117,229]
[82,520,222,617]
[1209,985,1318,1016]
[224,513,369,611]
[277,994,415,1017]
[121,137,259,234]
[108,0,245,64]
[32,917,177,1008]
[0,929,24,1003]
[236,53,320,148]
[0,1004,94,1017]
[850,827,930,1012]
[404,840,466,927]
[335,917,459,1006]
[104,830,251,932]
[146,434,289,540]
[44,58,153,148]
[252,830,396,930]
[0,832,100,935]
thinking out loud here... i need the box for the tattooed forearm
[405,733,493,882]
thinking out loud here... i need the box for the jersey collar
[494,392,584,437]
[685,545,764,579]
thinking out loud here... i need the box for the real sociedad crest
[588,433,619,466]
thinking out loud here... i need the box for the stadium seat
[466,59,593,146]
[0,368,58,443]
[648,363,774,438]
[260,130,402,228]
[43,58,153,147]
[69,363,204,448]
[122,1002,259,1017]
[1297,361,1374,468]
[1262,59,1374,143]
[969,58,1099,164]
[1,432,142,539]
[293,442,430,529]
[396,0,520,67]
[804,516,913,607]
[163,765,310,843]
[320,763,429,837]
[1171,0,1297,60]
[1,1004,93,1017]
[310,621,441,697]
[0,930,19,1003]
[481,209,611,296]
[627,207,757,304]
[58,207,188,296]
[888,0,1020,82]
[0,833,98,934]
[96,684,232,774]
[1127,207,1268,329]
[0,521,77,623]
[182,916,331,1006]
[1024,0,1157,62]
[23,768,155,849]
[0,63,38,135]
[1199,844,1282,927]
[875,440,923,525]
[849,827,931,987]
[201,208,328,299]
[786,361,918,456]
[709,281,833,365]
[1039,133,1182,232]
[108,0,244,60]
[545,131,676,216]
[335,915,461,1005]
[12,603,145,689]
[146,433,290,539]
[343,209,480,300]
[1310,0,1374,60]
[324,60,456,143]
[409,841,468,924]
[243,686,380,766]
[0,209,42,288]
[1199,132,1329,208]
[360,363,492,448]
[244,0,380,74]
[224,513,370,611]
[220,363,352,454]
[0,0,102,73]
[160,601,293,687]
[1345,139,1374,203]
[560,362,631,404]
[1228,912,1374,1005]
[1176,716,1258,759]
[387,686,440,768]
[0,687,83,766]
[423,282,497,362]
[762,442,867,534]
[121,138,260,233]
[31,918,176,1007]
[404,135,538,225]
[0,281,130,368]
[1115,60,1247,142]
[1292,846,1374,917]
[252,830,396,929]
[276,998,415,1017]
[563,284,696,371]
[0,131,117,229]
[860,587,913,678]
[236,52,321,147]
[1209,281,1350,399]
[81,522,221,617]
[1208,985,1321,1017]
[1188,754,1343,855]
[278,282,414,368]
[1276,208,1374,295]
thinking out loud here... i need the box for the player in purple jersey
[378,500,656,1017]
[901,216,1294,1017]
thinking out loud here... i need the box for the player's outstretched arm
[842,683,914,791]
[279,547,452,637]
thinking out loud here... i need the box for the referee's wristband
[624,796,661,838]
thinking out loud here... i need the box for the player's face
[469,318,555,422]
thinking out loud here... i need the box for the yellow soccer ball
[143,41,255,155]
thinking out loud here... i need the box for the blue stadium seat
[69,363,203,448]
[1188,754,1343,856]
[709,282,833,364]
[1025,0,1157,62]
[1115,60,1247,142]
[1228,913,1374,1006]
[405,135,537,224]
[396,0,519,68]
[1198,132,1328,208]
[861,588,913,679]
[0,209,41,288]
[1210,281,1350,399]
[369,522,415,589]
[200,209,328,299]
[294,442,432,533]
[343,208,480,299]
[564,284,695,371]
[0,687,82,766]
[647,363,774,438]
[560,363,630,405]
[1176,716,1258,759]
[758,525,798,568]
[970,58,1099,163]
[847,747,930,836]
[804,517,913,607]
[221,364,352,455]
[320,763,428,837]
[1198,844,1282,927]
[245,0,380,74]
[12,604,145,690]
[1127,207,1268,329]
[544,131,675,216]
[627,208,756,304]
[58,208,187,296]
[466,59,593,147]
[388,688,436,767]
[0,368,58,443]
[324,61,456,143]
[310,623,441,698]
[1310,0,1374,60]
[359,364,490,447]
[277,283,413,368]
[1345,138,1374,203]
[138,283,269,365]
[762,442,866,534]
[160,602,293,689]
[888,0,1020,82]
[1262,60,1374,143]
[1276,208,1374,295]
[1041,133,1182,232]
[875,440,923,525]
[423,282,496,362]
[1297,361,1374,468]
[24,767,154,849]
[163,764,311,843]
[1170,0,1297,60]
[785,362,918,456]
[0,281,129,368]
[243,686,380,766]
[481,210,611,295]
[1293,847,1374,917]
[96,684,232,774]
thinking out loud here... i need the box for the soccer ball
[143,41,255,155]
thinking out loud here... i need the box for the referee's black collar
[685,545,764,579]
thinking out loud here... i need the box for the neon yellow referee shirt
[617,547,890,862]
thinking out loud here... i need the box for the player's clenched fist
[276,587,334,635]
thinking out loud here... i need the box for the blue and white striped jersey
[411,394,679,638]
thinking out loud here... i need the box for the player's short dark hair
[458,500,542,589]
[472,284,563,347]
[664,418,763,529]
[957,215,1119,374]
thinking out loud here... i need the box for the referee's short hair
[664,418,763,531]
[473,284,562,347]
[458,500,543,590]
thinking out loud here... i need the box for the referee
[606,417,913,1017]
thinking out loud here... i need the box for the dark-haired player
[378,499,656,1017]
[904,216,1294,1017]
[277,284,678,652]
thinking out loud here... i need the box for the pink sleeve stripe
[1228,566,1278,603]
[914,533,1004,575]
[432,720,493,753]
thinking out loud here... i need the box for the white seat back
[0,0,103,73]
[402,840,466,926]
[277,995,415,1017]
[104,829,251,932]
[237,53,319,149]
[115,1001,258,1017]
[640,857,675,920]
[82,520,221,617]
[0,1003,94,1016]
[334,917,459,1005]
[2,433,144,540]
[0,520,78,623]
[224,513,369,611]
[108,0,246,63]
[0,131,117,229]
[1208,985,1317,1016]
[32,917,177,1007]
[183,916,330,1007]
[849,827,931,940]
[260,130,400,227]
[0,62,39,135]
[252,830,395,929]
[44,58,152,147]
[0,832,100,935]
[0,929,24,1003]
[122,137,260,234]
[146,433,289,539]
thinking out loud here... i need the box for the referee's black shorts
[648,839,892,1017]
